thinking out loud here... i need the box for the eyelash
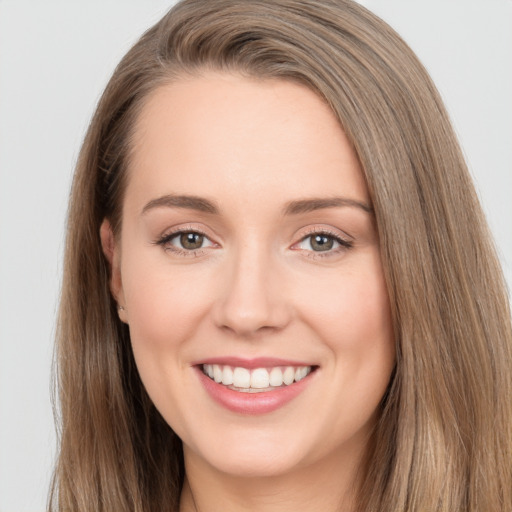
[293,229,353,259]
[154,227,215,257]
[153,228,353,258]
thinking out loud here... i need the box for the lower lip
[195,367,316,415]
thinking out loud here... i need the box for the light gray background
[0,1,510,511]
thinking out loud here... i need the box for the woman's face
[104,73,395,478]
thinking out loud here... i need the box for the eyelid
[153,223,220,255]
[293,225,353,244]
[290,225,354,257]
[152,223,352,259]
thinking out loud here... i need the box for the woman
[49,0,512,511]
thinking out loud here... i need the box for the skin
[101,73,395,512]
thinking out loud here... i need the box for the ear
[100,219,128,323]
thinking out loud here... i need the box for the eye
[155,229,216,253]
[304,234,336,252]
[294,232,353,253]
[173,232,210,250]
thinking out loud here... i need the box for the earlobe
[100,219,128,323]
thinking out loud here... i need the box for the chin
[184,427,311,479]
[205,451,305,479]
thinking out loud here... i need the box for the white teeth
[269,367,283,387]
[213,365,223,383]
[283,366,295,385]
[202,364,313,390]
[222,366,233,385]
[295,366,309,382]
[251,368,270,389]
[233,367,251,388]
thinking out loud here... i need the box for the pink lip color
[194,365,316,415]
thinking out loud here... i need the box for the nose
[212,247,291,337]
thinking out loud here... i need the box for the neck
[179,443,366,512]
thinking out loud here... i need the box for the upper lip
[191,356,315,369]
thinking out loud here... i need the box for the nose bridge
[213,239,289,336]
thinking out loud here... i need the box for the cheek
[301,264,395,437]
[118,253,214,424]
[304,266,392,348]
[299,254,395,399]
[121,254,214,355]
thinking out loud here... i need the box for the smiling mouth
[201,364,315,393]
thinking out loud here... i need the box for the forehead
[126,72,369,211]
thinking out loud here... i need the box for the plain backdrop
[0,1,510,511]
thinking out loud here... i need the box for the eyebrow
[283,197,373,215]
[141,194,372,216]
[142,194,219,215]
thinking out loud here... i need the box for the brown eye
[155,229,215,254]
[310,234,334,252]
[179,232,205,250]
[294,231,353,255]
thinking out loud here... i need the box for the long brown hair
[50,1,512,510]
